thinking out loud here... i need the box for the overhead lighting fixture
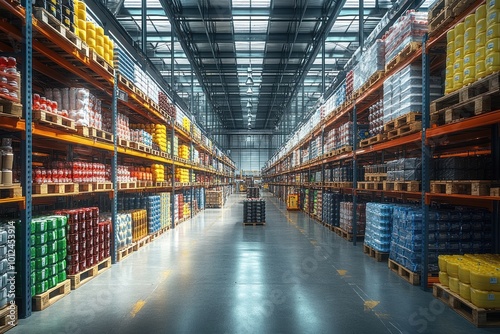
[246,87,253,95]
[245,75,254,86]
[246,100,253,108]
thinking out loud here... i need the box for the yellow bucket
[455,22,465,36]
[459,282,471,301]
[447,41,455,54]
[77,8,86,21]
[476,4,487,21]
[487,23,500,38]
[487,9,500,26]
[96,35,104,47]
[96,26,104,39]
[464,39,476,55]
[447,29,455,43]
[476,32,487,47]
[454,47,464,60]
[463,66,476,85]
[486,37,500,54]
[453,73,464,90]
[77,29,86,41]
[446,54,454,67]
[477,18,487,35]
[463,53,475,66]
[486,52,500,71]
[87,38,96,49]
[487,0,500,12]
[465,27,476,41]
[465,14,476,29]
[454,34,464,48]
[78,19,86,31]
[96,46,105,57]
[446,65,454,78]
[476,60,486,79]
[449,277,460,294]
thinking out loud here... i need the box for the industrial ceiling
[106,0,428,132]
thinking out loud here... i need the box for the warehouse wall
[227,135,274,173]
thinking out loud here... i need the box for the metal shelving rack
[263,0,499,290]
[0,0,236,320]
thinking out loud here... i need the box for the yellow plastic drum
[454,47,464,61]
[486,37,500,55]
[96,26,104,39]
[439,271,449,286]
[465,14,476,29]
[78,19,86,31]
[486,53,500,73]
[476,4,487,21]
[477,18,487,35]
[465,27,476,42]
[455,22,465,36]
[454,34,464,48]
[459,282,472,301]
[78,29,86,41]
[446,54,454,68]
[77,8,86,22]
[449,276,460,294]
[96,36,104,48]
[464,39,476,55]
[487,23,500,39]
[477,33,487,49]
[487,8,500,26]
[487,0,500,10]
[96,46,105,57]
[447,29,455,43]
[476,60,486,79]
[463,53,475,67]
[86,38,96,49]
[439,255,450,272]
[86,22,96,40]
[447,41,455,55]
[470,288,500,308]
[476,46,486,61]
[453,58,464,75]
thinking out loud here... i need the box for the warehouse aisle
[11,193,497,334]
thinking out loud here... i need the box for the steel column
[111,73,119,264]
[492,124,499,253]
[421,34,431,290]
[359,0,364,51]
[19,0,33,319]
[352,105,358,246]
[141,0,147,53]
[171,29,176,228]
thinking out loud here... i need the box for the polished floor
[12,193,498,334]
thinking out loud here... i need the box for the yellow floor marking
[364,300,380,311]
[310,240,317,246]
[130,300,146,318]
[337,270,347,276]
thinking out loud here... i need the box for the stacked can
[147,196,161,234]
[159,192,171,229]
[131,210,148,242]
[115,213,132,249]
[58,207,100,275]
[97,220,111,261]
[27,215,68,296]
[0,223,14,308]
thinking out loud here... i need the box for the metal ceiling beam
[119,7,385,18]
[271,0,348,128]
[148,50,353,58]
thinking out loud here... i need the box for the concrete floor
[11,193,499,334]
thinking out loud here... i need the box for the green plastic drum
[47,265,57,277]
[35,280,48,295]
[34,268,48,283]
[57,249,67,260]
[46,231,57,243]
[56,216,67,228]
[32,232,48,245]
[46,218,57,231]
[46,242,57,254]
[56,260,67,272]
[34,245,48,258]
[48,276,58,289]
[35,257,47,270]
[47,253,58,266]
[56,228,66,240]
[57,239,67,250]
[57,271,67,283]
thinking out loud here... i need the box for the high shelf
[0,0,235,319]
[262,0,499,291]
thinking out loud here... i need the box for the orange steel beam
[426,111,500,140]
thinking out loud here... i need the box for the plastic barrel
[455,22,465,36]
[486,37,500,55]
[463,66,476,85]
[476,4,486,21]
[447,28,455,43]
[465,14,476,29]
[486,52,500,73]
[454,33,464,48]
[487,8,500,26]
[87,38,96,49]
[464,39,476,55]
[476,32,487,48]
[459,282,472,301]
[486,23,500,39]
[476,60,486,79]
[86,21,96,40]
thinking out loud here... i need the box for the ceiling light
[246,87,253,95]
[246,100,253,108]
[245,76,254,86]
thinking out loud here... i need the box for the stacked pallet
[243,199,266,225]
[206,190,224,208]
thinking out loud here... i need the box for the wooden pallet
[359,133,386,148]
[0,100,22,117]
[431,72,500,113]
[0,304,17,333]
[149,230,162,241]
[384,112,422,132]
[33,8,85,54]
[433,93,500,126]
[324,182,353,189]
[385,42,422,72]
[133,235,151,251]
[76,126,114,143]
[33,280,71,311]
[433,283,500,327]
[118,138,131,148]
[451,0,477,16]
[387,122,422,139]
[428,3,454,36]
[93,182,113,191]
[153,181,169,188]
[117,243,135,262]
[430,180,491,196]
[357,181,384,191]
[363,244,389,262]
[136,143,152,154]
[137,180,153,188]
[118,182,136,190]
[33,110,76,131]
[68,257,111,290]
[117,73,135,90]
[364,173,387,182]
[205,204,222,208]
[78,183,93,193]
[33,183,78,195]
[89,49,115,76]
[243,222,266,226]
[334,145,353,155]
[334,226,364,242]
[0,184,22,199]
[388,259,420,285]
[383,181,420,192]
